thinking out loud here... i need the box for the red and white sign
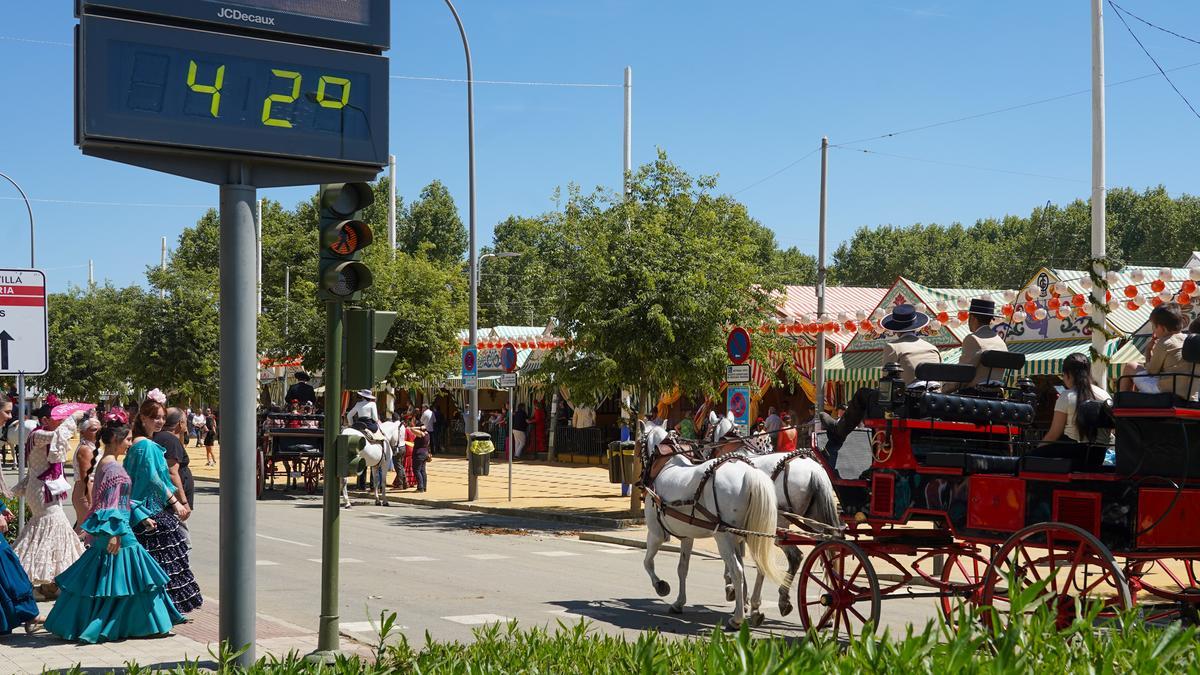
[0,269,47,375]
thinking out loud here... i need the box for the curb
[196,476,644,529]
[579,531,721,559]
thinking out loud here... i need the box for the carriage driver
[820,303,940,455]
[941,298,1007,394]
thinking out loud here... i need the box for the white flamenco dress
[12,419,85,587]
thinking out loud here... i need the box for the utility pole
[388,154,397,259]
[256,198,264,316]
[160,236,167,299]
[88,259,93,285]
[1090,0,1108,387]
[814,137,829,428]
[284,266,290,339]
[624,66,632,199]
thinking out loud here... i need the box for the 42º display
[78,15,388,167]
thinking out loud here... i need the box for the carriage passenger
[1040,353,1112,448]
[1120,303,1194,400]
[942,298,1006,394]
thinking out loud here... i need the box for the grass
[53,579,1200,674]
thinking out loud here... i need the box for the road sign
[462,346,478,390]
[0,270,48,376]
[79,0,391,49]
[500,373,517,389]
[726,364,751,384]
[500,342,518,373]
[727,386,750,428]
[726,326,751,365]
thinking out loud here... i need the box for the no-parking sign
[727,386,750,429]
[462,346,478,389]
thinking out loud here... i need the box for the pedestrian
[12,404,85,600]
[71,417,102,534]
[530,399,547,454]
[126,400,202,613]
[155,408,195,514]
[763,406,782,446]
[284,370,317,406]
[185,407,194,445]
[191,409,205,448]
[0,399,42,635]
[203,407,217,465]
[512,403,529,459]
[44,422,183,643]
[388,414,409,489]
[777,412,799,452]
[411,421,430,493]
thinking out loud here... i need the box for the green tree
[139,266,220,403]
[43,283,147,401]
[399,180,467,263]
[542,151,791,406]
[478,214,565,326]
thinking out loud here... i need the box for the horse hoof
[724,618,741,631]
[778,601,793,617]
[654,580,671,597]
[668,604,683,615]
[725,586,736,602]
[749,612,765,627]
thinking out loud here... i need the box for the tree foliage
[43,283,147,401]
[398,180,468,263]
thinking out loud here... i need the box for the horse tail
[805,462,842,533]
[742,468,786,586]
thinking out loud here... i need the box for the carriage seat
[1113,334,1200,409]
[912,393,1034,426]
[923,451,1019,474]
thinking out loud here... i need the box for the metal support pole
[507,386,513,501]
[814,137,829,427]
[160,237,167,299]
[284,266,290,339]
[388,154,397,260]
[623,66,632,197]
[312,301,344,659]
[16,374,25,529]
[88,259,94,285]
[547,387,558,462]
[256,198,264,316]
[218,181,257,665]
[443,0,480,501]
[1090,0,1108,387]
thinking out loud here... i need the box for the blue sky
[3,1,1200,291]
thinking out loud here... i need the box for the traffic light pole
[218,181,257,666]
[312,300,344,660]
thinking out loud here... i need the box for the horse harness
[769,448,815,513]
[644,451,756,537]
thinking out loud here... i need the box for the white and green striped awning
[823,348,962,390]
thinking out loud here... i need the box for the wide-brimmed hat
[356,390,376,400]
[880,304,930,332]
[295,371,311,381]
[968,298,998,318]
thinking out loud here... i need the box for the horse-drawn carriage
[256,412,325,499]
[780,337,1200,638]
[640,336,1200,637]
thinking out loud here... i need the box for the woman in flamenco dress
[44,424,183,643]
[0,400,41,635]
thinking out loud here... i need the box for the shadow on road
[546,598,803,637]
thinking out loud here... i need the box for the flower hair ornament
[146,388,167,405]
[103,407,129,426]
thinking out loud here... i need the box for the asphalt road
[9,465,942,646]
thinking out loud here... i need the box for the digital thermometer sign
[78,0,389,49]
[78,15,388,170]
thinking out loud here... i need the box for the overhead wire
[829,145,1087,184]
[1106,0,1200,121]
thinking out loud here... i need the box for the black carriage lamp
[878,362,905,413]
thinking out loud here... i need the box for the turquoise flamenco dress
[44,459,183,643]
[0,505,38,634]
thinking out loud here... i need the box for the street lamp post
[0,171,34,529]
[441,0,483,499]
[469,251,521,501]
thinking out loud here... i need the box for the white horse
[0,419,37,464]
[707,411,842,622]
[379,420,407,489]
[340,426,390,508]
[641,419,785,629]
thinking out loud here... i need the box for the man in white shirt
[419,403,434,435]
[762,406,782,445]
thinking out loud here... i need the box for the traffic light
[317,182,375,302]
[335,432,366,478]
[346,308,398,389]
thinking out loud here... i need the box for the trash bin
[606,440,638,483]
[469,432,493,477]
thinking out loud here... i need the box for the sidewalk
[0,598,372,674]
[193,442,643,528]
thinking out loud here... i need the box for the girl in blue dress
[44,424,183,643]
[0,400,41,635]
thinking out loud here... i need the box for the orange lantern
[1151,279,1166,293]
[860,320,873,331]
[1183,280,1198,295]
[1075,307,1087,318]
[1024,301,1038,315]
[1124,285,1138,298]
[1072,294,1086,308]
[1126,300,1139,311]
[1152,296,1164,308]
[1180,293,1193,306]
[1002,304,1015,317]
[936,311,949,323]
[958,310,969,322]
[843,320,856,332]
[1047,297,1061,311]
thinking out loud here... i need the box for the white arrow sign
[0,269,47,376]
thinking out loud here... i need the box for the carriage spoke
[848,605,868,624]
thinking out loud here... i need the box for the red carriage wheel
[937,550,993,631]
[981,522,1131,632]
[255,443,266,500]
[798,540,881,639]
[1126,558,1200,624]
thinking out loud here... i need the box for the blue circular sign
[463,349,476,372]
[729,391,748,419]
[727,326,751,365]
[501,343,518,373]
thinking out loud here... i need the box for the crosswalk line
[531,551,581,557]
[306,558,363,564]
[255,560,280,566]
[341,620,407,633]
[443,614,512,625]
[393,556,438,562]
[596,548,637,554]
[464,553,510,560]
